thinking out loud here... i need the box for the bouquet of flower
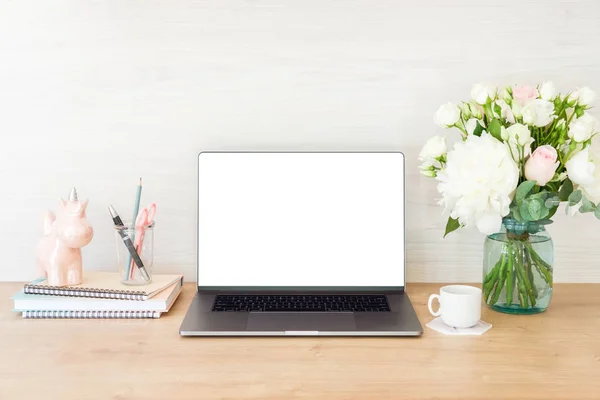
[420,82,599,312]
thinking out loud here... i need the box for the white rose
[469,102,484,119]
[435,102,461,127]
[501,123,533,160]
[521,99,555,127]
[570,87,596,107]
[511,102,522,119]
[458,102,471,119]
[419,162,436,178]
[436,133,519,235]
[419,136,447,161]
[496,99,515,123]
[465,118,480,135]
[499,86,513,102]
[566,148,595,186]
[568,114,599,143]
[501,123,532,147]
[470,83,497,105]
[539,81,557,101]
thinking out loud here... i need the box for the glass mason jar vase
[114,221,155,285]
[482,218,554,314]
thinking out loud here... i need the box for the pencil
[124,178,143,280]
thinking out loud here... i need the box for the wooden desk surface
[1,283,599,400]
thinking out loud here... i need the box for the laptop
[179,152,423,336]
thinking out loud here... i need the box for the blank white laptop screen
[197,152,405,288]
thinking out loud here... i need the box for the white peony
[470,83,497,105]
[566,140,600,203]
[419,136,447,161]
[570,87,596,107]
[435,103,461,127]
[501,123,534,159]
[436,133,519,235]
[568,114,599,142]
[521,99,555,127]
[539,81,557,101]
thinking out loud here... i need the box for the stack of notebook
[11,272,183,319]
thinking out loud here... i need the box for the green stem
[526,244,554,286]
[483,251,504,300]
[521,265,536,307]
[524,247,537,298]
[490,252,507,305]
[505,244,514,306]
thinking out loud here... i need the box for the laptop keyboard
[212,294,390,312]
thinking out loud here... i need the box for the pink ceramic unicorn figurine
[35,188,94,286]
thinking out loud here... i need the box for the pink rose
[513,85,539,106]
[524,145,559,186]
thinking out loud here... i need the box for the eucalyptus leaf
[547,205,558,219]
[510,204,523,222]
[488,119,502,141]
[579,197,595,213]
[544,196,560,209]
[568,189,582,206]
[516,181,537,202]
[558,178,573,201]
[595,205,600,220]
[444,217,461,238]
[539,206,550,220]
[519,201,533,221]
[528,198,543,220]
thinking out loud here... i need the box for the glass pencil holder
[114,221,155,285]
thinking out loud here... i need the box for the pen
[108,205,151,282]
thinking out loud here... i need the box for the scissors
[130,203,156,278]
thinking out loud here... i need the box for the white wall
[1,0,599,283]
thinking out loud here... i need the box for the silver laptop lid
[197,152,405,291]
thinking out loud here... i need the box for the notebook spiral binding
[22,310,160,319]
[23,286,148,301]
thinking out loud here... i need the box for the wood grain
[1,1,600,283]
[1,282,599,400]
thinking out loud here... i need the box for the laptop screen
[197,152,405,289]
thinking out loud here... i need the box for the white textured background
[1,0,599,283]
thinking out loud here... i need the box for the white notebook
[12,280,182,318]
[21,310,162,319]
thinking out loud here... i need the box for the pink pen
[129,203,156,279]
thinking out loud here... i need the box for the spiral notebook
[21,310,161,319]
[23,272,183,301]
[13,280,182,319]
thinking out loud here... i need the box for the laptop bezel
[195,151,406,294]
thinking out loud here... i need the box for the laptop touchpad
[246,313,356,332]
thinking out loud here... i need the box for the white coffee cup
[428,285,482,328]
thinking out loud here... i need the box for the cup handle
[428,294,441,317]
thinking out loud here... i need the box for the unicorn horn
[69,187,78,202]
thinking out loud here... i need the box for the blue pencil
[125,178,143,280]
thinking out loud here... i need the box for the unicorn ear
[58,198,67,208]
[75,199,89,215]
